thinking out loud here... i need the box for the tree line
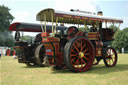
[111,25,128,53]
[0,5,128,53]
[0,5,14,47]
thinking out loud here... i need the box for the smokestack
[97,11,103,16]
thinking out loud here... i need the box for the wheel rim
[105,47,117,67]
[70,38,94,71]
[35,44,45,65]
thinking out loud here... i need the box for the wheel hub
[79,52,84,58]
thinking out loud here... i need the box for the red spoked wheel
[64,36,95,72]
[103,47,117,67]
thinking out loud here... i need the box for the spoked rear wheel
[64,36,95,72]
[103,47,117,67]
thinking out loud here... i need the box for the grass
[1,54,128,85]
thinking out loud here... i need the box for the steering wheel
[66,26,78,36]
[15,31,20,41]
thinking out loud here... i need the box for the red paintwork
[46,52,53,55]
[9,22,52,32]
[9,22,20,31]
[42,37,60,43]
[67,31,84,40]
[41,32,50,37]
[88,32,100,40]
[74,31,84,37]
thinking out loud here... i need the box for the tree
[109,25,119,32]
[110,25,128,53]
[122,27,128,52]
[0,5,14,47]
[112,30,125,52]
[0,5,14,32]
[22,35,34,44]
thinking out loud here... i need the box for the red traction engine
[9,8,123,72]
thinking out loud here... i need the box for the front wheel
[64,36,95,72]
[103,47,117,67]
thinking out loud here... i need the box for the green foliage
[22,35,34,44]
[112,30,124,52]
[123,27,128,51]
[0,31,14,47]
[0,5,14,47]
[0,5,14,32]
[79,26,90,32]
[109,25,119,32]
[111,26,128,53]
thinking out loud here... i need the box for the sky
[0,0,128,30]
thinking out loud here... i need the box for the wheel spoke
[73,43,80,53]
[71,57,76,62]
[80,58,83,64]
[83,48,88,53]
[83,56,89,61]
[80,41,83,51]
[111,55,115,58]
[109,59,111,65]
[81,43,86,51]
[71,54,77,56]
[111,58,114,64]
[77,59,79,68]
[80,59,84,67]
[74,58,80,65]
[81,58,87,65]
[71,49,76,53]
[85,53,89,55]
[76,41,80,48]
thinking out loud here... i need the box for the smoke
[0,31,14,46]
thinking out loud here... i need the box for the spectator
[13,49,17,59]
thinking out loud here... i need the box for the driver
[90,24,97,32]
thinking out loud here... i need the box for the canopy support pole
[40,21,44,32]
[105,21,107,28]
[44,15,47,32]
[84,21,87,31]
[55,17,58,33]
[51,14,54,33]
[78,19,79,28]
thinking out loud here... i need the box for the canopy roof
[9,22,67,32]
[36,8,123,24]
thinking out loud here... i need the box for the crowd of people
[0,48,16,59]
